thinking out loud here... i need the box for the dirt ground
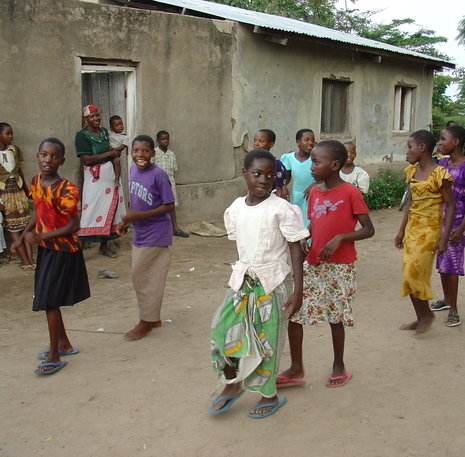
[1,207,465,457]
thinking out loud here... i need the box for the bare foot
[399,321,418,330]
[414,315,435,334]
[209,383,243,412]
[276,367,305,385]
[124,320,161,340]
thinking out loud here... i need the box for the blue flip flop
[36,348,79,360]
[248,395,287,419]
[34,360,68,375]
[208,390,244,416]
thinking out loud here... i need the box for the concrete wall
[1,0,237,224]
[232,25,434,167]
[1,0,435,222]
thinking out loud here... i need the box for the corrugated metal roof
[140,0,454,67]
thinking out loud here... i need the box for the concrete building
[0,0,453,221]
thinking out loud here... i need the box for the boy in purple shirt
[117,135,175,340]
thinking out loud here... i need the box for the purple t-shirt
[129,164,175,247]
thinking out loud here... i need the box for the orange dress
[401,164,453,300]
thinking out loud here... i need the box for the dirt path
[1,207,465,457]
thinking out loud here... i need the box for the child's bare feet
[124,320,161,340]
[399,320,418,330]
[414,315,435,334]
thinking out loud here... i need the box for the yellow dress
[401,164,453,299]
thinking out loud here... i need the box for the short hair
[446,120,457,127]
[156,130,169,139]
[109,115,122,125]
[244,149,276,170]
[257,129,276,143]
[296,129,314,141]
[0,122,11,134]
[39,137,65,156]
[132,135,155,149]
[316,140,347,167]
[343,141,356,148]
[409,130,436,153]
[445,125,465,147]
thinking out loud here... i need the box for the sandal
[97,269,119,279]
[100,247,117,258]
[446,313,461,327]
[20,264,35,271]
[430,300,450,311]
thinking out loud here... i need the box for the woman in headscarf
[75,105,125,257]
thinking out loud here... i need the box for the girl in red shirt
[278,140,374,388]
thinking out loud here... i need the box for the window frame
[393,84,416,133]
[320,78,352,136]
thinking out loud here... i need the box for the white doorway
[81,64,136,200]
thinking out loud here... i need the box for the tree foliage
[458,16,465,46]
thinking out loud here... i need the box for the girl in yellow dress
[395,130,454,334]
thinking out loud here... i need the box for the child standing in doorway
[278,140,374,388]
[117,135,175,340]
[340,142,370,194]
[395,130,454,334]
[12,138,90,375]
[209,149,308,418]
[280,129,316,227]
[432,125,465,327]
[253,129,288,199]
[151,130,189,238]
[0,122,34,269]
[108,115,129,187]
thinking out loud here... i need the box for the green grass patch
[363,169,406,210]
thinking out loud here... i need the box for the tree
[458,16,465,46]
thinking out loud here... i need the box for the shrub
[363,168,406,210]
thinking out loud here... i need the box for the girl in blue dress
[280,129,316,227]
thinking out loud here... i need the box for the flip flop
[100,248,117,258]
[34,360,67,375]
[173,229,190,238]
[208,390,244,416]
[326,371,353,388]
[276,375,306,388]
[248,395,287,419]
[36,348,79,360]
[97,269,119,279]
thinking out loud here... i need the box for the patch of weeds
[364,169,406,210]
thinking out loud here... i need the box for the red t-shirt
[307,182,368,264]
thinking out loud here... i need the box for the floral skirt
[291,262,356,327]
[0,178,30,232]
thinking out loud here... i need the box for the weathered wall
[0,0,238,223]
[1,0,435,223]
[232,25,433,166]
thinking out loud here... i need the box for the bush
[363,168,406,210]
